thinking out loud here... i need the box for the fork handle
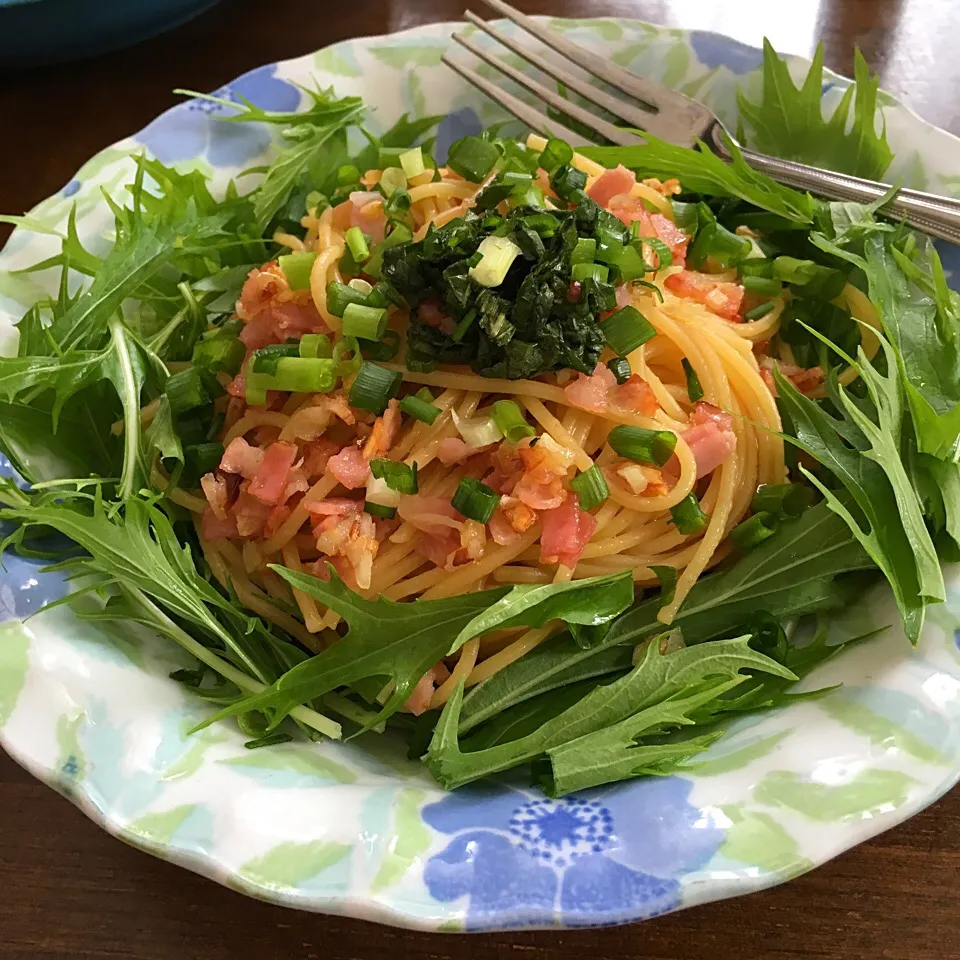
[706,124,960,245]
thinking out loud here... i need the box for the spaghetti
[190,137,881,712]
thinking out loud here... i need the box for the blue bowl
[0,0,221,67]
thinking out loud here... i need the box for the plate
[2,18,960,932]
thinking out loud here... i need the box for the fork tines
[443,0,716,148]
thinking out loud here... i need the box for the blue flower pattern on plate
[688,31,765,74]
[135,63,300,167]
[422,778,724,929]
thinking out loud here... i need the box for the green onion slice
[451,477,500,523]
[571,262,609,283]
[492,400,536,444]
[601,305,657,357]
[166,366,209,416]
[446,136,500,181]
[669,493,711,535]
[744,301,776,321]
[252,344,299,375]
[398,146,425,179]
[364,501,397,519]
[729,511,779,551]
[272,357,337,394]
[750,482,814,519]
[608,424,677,467]
[370,458,418,495]
[341,302,388,341]
[278,251,317,291]
[539,137,573,173]
[399,393,440,425]
[607,357,631,385]
[681,358,704,402]
[348,361,402,414]
[344,227,370,263]
[569,464,609,511]
[742,275,781,297]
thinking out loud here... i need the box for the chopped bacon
[415,530,463,569]
[565,363,618,414]
[239,312,279,350]
[540,494,597,569]
[681,402,737,478]
[306,498,362,518]
[363,400,401,460]
[587,164,637,208]
[664,270,745,321]
[615,375,658,416]
[605,197,690,266]
[236,261,328,347]
[281,466,310,504]
[326,444,370,490]
[404,663,451,716]
[302,437,341,477]
[200,472,230,520]
[460,519,487,562]
[237,262,285,321]
[331,192,387,244]
[418,299,456,335]
[759,358,826,398]
[265,503,291,538]
[514,476,566,510]
[398,497,464,536]
[248,441,299,505]
[612,461,668,497]
[219,437,264,479]
[513,435,574,510]
[201,506,239,541]
[641,177,681,196]
[233,491,272,538]
[437,437,493,466]
[488,505,520,545]
[312,508,379,589]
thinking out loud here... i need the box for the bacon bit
[200,472,230,520]
[612,461,668,497]
[605,197,690,265]
[237,262,329,346]
[419,299,453,329]
[317,392,357,426]
[201,506,239,541]
[312,508,379,590]
[306,498,362,519]
[485,443,524,495]
[302,437,341,476]
[759,358,826,398]
[234,491,272,538]
[437,437,495,466]
[237,262,285,321]
[514,475,566,510]
[565,363,618,414]
[345,191,387,243]
[326,445,371,490]
[540,494,597,569]
[488,506,520,545]
[502,496,538,533]
[664,270,745,321]
[641,177,681,196]
[404,663,452,716]
[567,280,583,303]
[239,312,279,350]
[587,164,637,207]
[248,441,299,505]
[517,434,575,483]
[460,519,487,562]
[363,399,401,460]
[265,503,292,538]
[398,497,464,536]
[415,530,463,569]
[219,437,264,479]
[281,466,310,504]
[615,375,658,416]
[681,402,737,478]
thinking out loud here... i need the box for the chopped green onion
[639,237,673,271]
[671,201,699,234]
[453,410,503,447]
[278,251,317,290]
[415,387,433,402]
[742,275,781,297]
[730,511,779,551]
[326,280,369,318]
[612,244,647,283]
[272,357,337,394]
[244,370,272,407]
[364,222,414,279]
[608,424,677,466]
[384,187,411,218]
[348,277,373,296]
[399,393,440,425]
[344,227,370,263]
[508,183,545,210]
[523,212,560,237]
[469,235,522,288]
[333,335,362,378]
[370,458,418,495]
[751,482,814,519]
[550,164,588,202]
[364,501,397,519]
[184,442,224,479]
[446,136,500,181]
[378,146,405,167]
[361,329,400,362]
[252,344,299,375]
[398,147,425,178]
[688,222,751,269]
[299,333,332,359]
[602,305,657,357]
[571,237,597,264]
[571,262,609,283]
[348,361,402,414]
[744,301,776,321]
[570,464,609,511]
[539,137,573,173]
[492,400,535,443]
[341,302,388,341]
[451,477,500,523]
[192,333,244,376]
[595,234,625,266]
[740,259,775,278]
[669,493,710,535]
[379,167,407,196]
[607,357,631,385]
[681,358,704,402]
[452,308,477,342]
[337,163,361,186]
[166,367,210,416]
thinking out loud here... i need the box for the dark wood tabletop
[2,1,959,958]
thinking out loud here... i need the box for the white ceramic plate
[1,17,959,932]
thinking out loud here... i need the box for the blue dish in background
[0,0,221,67]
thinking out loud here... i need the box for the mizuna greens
[1,45,958,794]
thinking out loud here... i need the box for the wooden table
[1,1,958,957]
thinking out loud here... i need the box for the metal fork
[442,0,960,245]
